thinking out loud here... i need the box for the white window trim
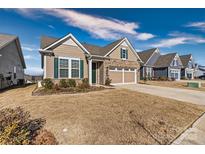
[58,56,80,79]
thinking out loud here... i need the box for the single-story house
[24,74,43,83]
[0,34,26,89]
[179,54,195,79]
[195,64,205,78]
[138,48,160,79]
[153,53,183,80]
[39,33,142,85]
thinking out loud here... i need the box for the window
[71,59,80,78]
[172,59,178,66]
[121,48,128,59]
[59,59,69,78]
[146,67,152,77]
[58,57,80,78]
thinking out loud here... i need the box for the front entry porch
[88,59,104,85]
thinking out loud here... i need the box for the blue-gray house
[138,48,160,79]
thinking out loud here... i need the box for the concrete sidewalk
[172,113,205,144]
[117,84,205,105]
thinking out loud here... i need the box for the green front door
[92,63,96,84]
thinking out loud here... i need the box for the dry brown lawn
[0,85,205,144]
[139,80,205,92]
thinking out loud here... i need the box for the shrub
[78,78,90,89]
[0,107,46,145]
[54,84,60,91]
[42,78,53,89]
[158,77,168,81]
[59,79,68,88]
[67,79,76,87]
[181,76,187,80]
[143,77,147,82]
[32,129,58,145]
[105,77,112,86]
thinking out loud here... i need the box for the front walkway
[117,84,205,105]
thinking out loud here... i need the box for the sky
[0,8,205,75]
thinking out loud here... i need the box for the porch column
[134,69,137,84]
[43,55,47,79]
[122,68,125,84]
[88,59,92,85]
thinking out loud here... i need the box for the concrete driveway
[117,84,205,105]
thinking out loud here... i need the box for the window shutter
[54,57,58,78]
[80,60,84,79]
[126,50,128,59]
[120,48,123,58]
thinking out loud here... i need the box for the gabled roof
[40,34,142,62]
[81,43,104,56]
[40,36,58,49]
[179,54,192,67]
[154,53,177,68]
[0,33,26,68]
[0,34,17,50]
[138,48,158,64]
[40,33,90,54]
[82,38,124,56]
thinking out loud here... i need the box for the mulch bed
[32,86,111,96]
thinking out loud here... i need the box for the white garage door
[109,67,137,84]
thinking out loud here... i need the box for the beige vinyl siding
[45,43,88,79]
[108,43,138,61]
[45,56,54,78]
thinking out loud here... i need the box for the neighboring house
[179,54,195,79]
[153,53,183,80]
[0,34,26,89]
[138,48,160,79]
[195,64,205,78]
[24,74,43,83]
[39,33,142,85]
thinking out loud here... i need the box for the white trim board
[104,38,142,62]
[41,33,90,55]
[144,48,160,65]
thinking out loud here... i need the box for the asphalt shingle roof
[0,34,17,50]
[82,38,124,56]
[137,48,157,63]
[40,36,59,49]
[41,35,125,56]
[154,53,177,68]
[179,54,192,67]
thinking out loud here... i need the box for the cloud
[186,22,205,31]
[151,37,188,48]
[22,44,38,52]
[135,33,155,40]
[151,32,205,48]
[25,67,43,76]
[12,8,42,19]
[24,55,33,60]
[24,54,39,60]
[48,24,55,29]
[14,8,155,41]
